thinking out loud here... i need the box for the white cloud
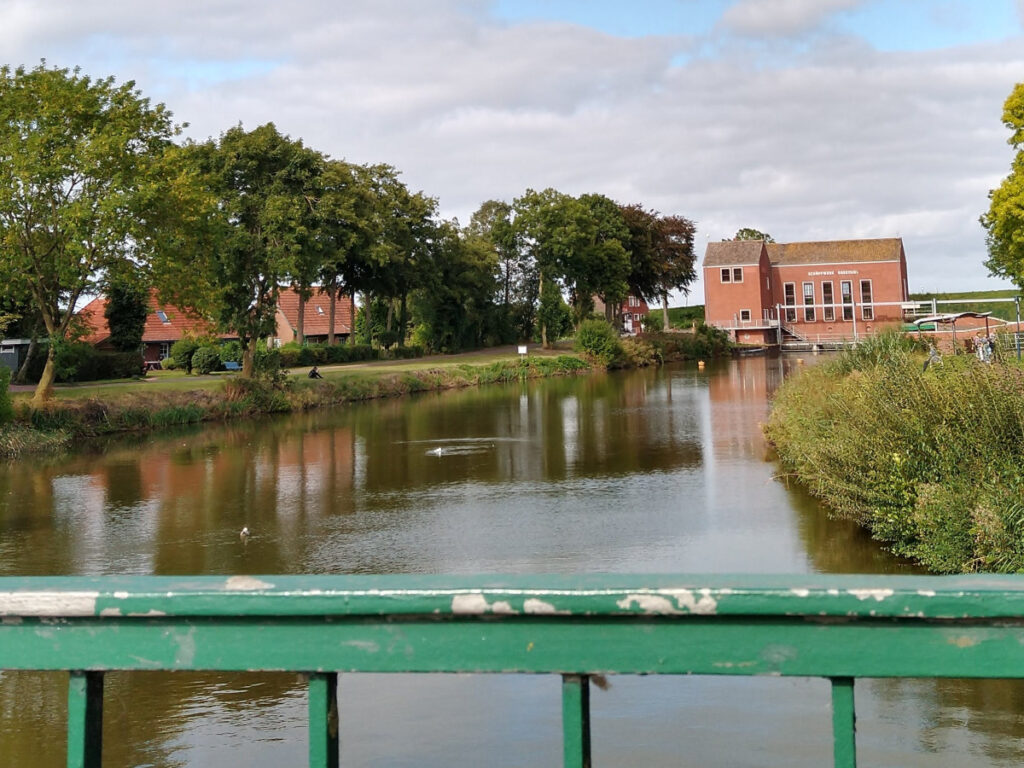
[719,0,864,38]
[0,0,1021,293]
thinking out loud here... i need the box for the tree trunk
[15,335,38,385]
[385,301,394,333]
[296,291,306,344]
[398,293,407,347]
[605,297,614,323]
[328,289,337,346]
[539,271,548,349]
[662,293,670,331]
[242,338,256,378]
[31,344,56,407]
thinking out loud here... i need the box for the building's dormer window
[316,305,325,315]
[156,310,170,324]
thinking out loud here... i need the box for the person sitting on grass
[308,365,323,379]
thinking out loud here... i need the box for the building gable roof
[78,292,224,346]
[277,286,354,337]
[766,238,904,266]
[703,240,767,268]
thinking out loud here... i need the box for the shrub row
[276,342,381,368]
[765,331,1024,573]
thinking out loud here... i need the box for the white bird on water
[428,447,444,456]
[240,526,250,541]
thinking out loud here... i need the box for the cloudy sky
[3,0,1023,300]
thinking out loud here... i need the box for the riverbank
[764,333,1024,573]
[1,329,733,460]
[0,352,591,459]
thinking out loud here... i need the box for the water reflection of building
[705,355,789,461]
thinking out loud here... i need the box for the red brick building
[702,238,910,344]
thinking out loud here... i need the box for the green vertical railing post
[67,670,103,768]
[831,676,856,768]
[562,674,591,768]
[308,672,339,768]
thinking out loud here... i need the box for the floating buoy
[697,360,705,370]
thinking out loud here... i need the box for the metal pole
[1016,297,1021,361]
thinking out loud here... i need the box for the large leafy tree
[621,205,697,330]
[982,82,1024,287]
[363,166,437,347]
[412,220,501,352]
[182,123,324,376]
[104,275,150,353]
[315,160,378,346]
[0,63,181,404]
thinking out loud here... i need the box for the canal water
[1,356,1022,766]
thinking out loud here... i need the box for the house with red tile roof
[78,292,235,364]
[274,287,355,345]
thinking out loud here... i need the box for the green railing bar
[830,677,856,768]
[308,672,340,768]
[66,670,103,768]
[561,674,591,768]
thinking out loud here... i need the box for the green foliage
[0,367,12,425]
[642,325,732,361]
[830,330,929,375]
[981,82,1024,289]
[170,337,200,374]
[46,341,142,382]
[191,346,222,375]
[665,305,706,327]
[766,343,1024,573]
[104,280,149,353]
[575,319,623,365]
[253,346,284,381]
[179,123,326,375]
[732,228,774,242]
[0,62,181,402]
[218,341,242,364]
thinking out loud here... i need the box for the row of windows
[781,279,874,322]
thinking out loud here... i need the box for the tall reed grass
[766,332,1024,572]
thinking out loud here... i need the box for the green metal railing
[3,573,1024,767]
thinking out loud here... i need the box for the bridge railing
[4,573,1024,768]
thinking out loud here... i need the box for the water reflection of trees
[0,669,303,768]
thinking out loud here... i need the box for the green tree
[316,160,379,346]
[104,278,150,353]
[982,82,1024,287]
[621,205,697,330]
[412,220,501,352]
[731,227,774,242]
[0,63,181,404]
[182,123,324,377]
[363,167,437,347]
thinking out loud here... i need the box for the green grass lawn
[9,345,566,402]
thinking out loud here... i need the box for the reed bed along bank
[765,333,1024,573]
[0,355,591,460]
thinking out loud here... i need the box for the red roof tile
[277,287,354,337]
[77,291,227,345]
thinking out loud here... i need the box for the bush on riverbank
[642,325,732,361]
[765,333,1024,573]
